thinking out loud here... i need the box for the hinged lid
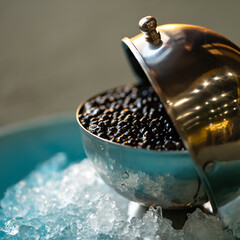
[122,16,240,224]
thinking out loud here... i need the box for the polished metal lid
[122,16,240,225]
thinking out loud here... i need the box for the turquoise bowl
[76,92,208,209]
[0,114,86,200]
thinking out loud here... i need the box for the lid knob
[139,16,161,45]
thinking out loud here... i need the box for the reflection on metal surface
[174,98,190,107]
[122,16,240,223]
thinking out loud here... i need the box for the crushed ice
[0,153,238,239]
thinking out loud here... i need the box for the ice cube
[88,194,124,235]
[3,219,22,236]
[183,208,226,240]
[18,225,39,240]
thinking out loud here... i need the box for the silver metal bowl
[76,88,208,209]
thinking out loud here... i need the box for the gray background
[1,0,240,126]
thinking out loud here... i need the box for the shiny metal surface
[122,16,240,223]
[76,94,207,209]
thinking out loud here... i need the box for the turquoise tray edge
[0,113,86,199]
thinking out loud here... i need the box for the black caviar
[78,84,186,151]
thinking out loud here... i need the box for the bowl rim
[0,112,74,138]
[76,84,188,154]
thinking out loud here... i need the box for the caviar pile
[78,84,186,151]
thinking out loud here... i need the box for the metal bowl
[76,87,208,209]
